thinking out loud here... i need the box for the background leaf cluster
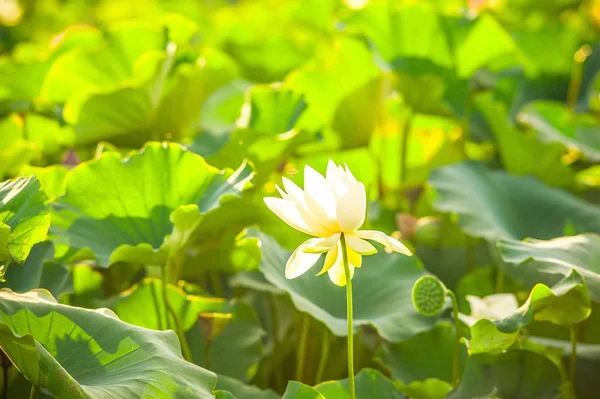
[1,0,600,397]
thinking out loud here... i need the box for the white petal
[303,233,341,253]
[264,197,315,236]
[327,253,354,287]
[304,165,337,218]
[326,160,340,182]
[272,183,331,236]
[285,240,322,279]
[465,296,487,318]
[303,193,339,234]
[336,182,366,232]
[356,230,412,256]
[344,163,358,183]
[282,177,305,204]
[295,205,331,237]
[467,294,519,321]
[345,234,377,255]
[458,313,478,327]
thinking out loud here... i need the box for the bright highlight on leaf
[264,160,411,286]
[0,288,217,398]
[0,176,50,276]
[55,142,253,268]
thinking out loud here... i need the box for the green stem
[1,350,10,399]
[495,265,505,293]
[447,291,461,387]
[340,234,356,399]
[466,236,476,273]
[268,295,280,347]
[162,262,193,362]
[204,339,212,370]
[29,385,38,399]
[399,112,412,190]
[267,295,285,390]
[295,313,310,382]
[315,327,330,384]
[567,63,583,110]
[462,93,473,159]
[210,271,224,297]
[2,366,7,399]
[567,46,589,110]
[161,264,173,330]
[570,325,578,399]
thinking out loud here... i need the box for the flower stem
[399,112,412,191]
[340,234,356,399]
[567,45,590,110]
[447,290,460,387]
[570,325,578,399]
[2,367,8,399]
[461,93,473,159]
[29,385,38,399]
[162,261,192,362]
[495,265,505,293]
[267,295,285,391]
[466,236,476,273]
[2,350,11,399]
[295,313,310,382]
[315,327,330,384]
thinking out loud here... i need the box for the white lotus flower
[264,160,412,287]
[459,293,519,326]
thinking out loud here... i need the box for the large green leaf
[243,84,307,135]
[399,378,452,399]
[475,93,575,188]
[315,368,403,399]
[153,50,239,139]
[0,289,216,398]
[0,176,50,266]
[286,36,382,148]
[344,4,468,116]
[23,114,74,159]
[429,162,600,241]
[109,279,264,382]
[54,142,252,267]
[282,382,325,399]
[499,234,600,302]
[205,83,315,186]
[209,0,330,82]
[518,101,600,162]
[447,350,562,399]
[0,59,50,110]
[345,3,453,68]
[256,232,436,341]
[0,115,37,179]
[282,369,403,399]
[19,165,69,201]
[0,242,70,299]
[62,46,237,147]
[41,22,166,103]
[468,270,590,355]
[455,14,528,78]
[215,375,279,399]
[377,322,466,384]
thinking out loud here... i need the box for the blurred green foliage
[0,0,600,398]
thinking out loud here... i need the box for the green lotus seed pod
[412,275,446,316]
